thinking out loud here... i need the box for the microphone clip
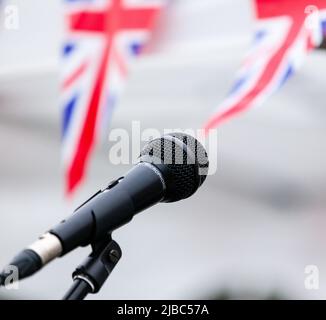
[63,235,122,300]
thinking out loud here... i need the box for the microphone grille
[140,133,209,202]
[168,132,209,185]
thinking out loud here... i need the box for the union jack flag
[61,0,164,195]
[204,0,326,133]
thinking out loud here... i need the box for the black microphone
[0,133,209,284]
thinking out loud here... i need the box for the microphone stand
[63,235,122,300]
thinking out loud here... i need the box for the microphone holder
[63,235,122,300]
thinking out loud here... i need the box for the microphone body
[51,162,165,256]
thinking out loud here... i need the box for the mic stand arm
[62,235,122,300]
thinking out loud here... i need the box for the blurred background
[1,0,326,300]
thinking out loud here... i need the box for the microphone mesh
[169,132,209,185]
[140,133,209,202]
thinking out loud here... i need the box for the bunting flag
[204,0,326,133]
[61,0,164,195]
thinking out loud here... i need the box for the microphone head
[140,133,209,202]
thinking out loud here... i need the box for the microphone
[0,133,209,284]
